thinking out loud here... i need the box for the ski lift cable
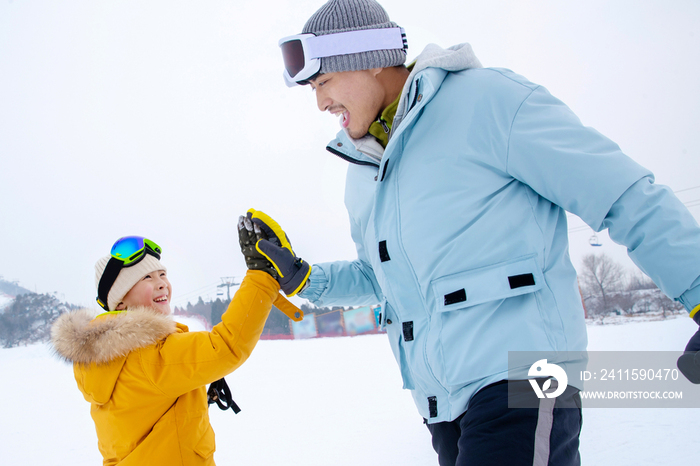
[673,185,700,194]
[172,291,218,306]
[173,282,220,298]
[172,286,219,303]
[171,283,221,305]
[567,196,700,234]
[171,292,219,307]
[568,225,593,234]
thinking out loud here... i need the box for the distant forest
[0,276,33,298]
[177,297,348,336]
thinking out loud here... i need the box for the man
[272,0,700,464]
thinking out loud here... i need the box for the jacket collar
[326,43,482,166]
[51,307,178,365]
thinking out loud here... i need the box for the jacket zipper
[326,146,380,168]
[378,118,390,134]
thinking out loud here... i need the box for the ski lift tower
[217,277,240,301]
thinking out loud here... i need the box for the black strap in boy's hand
[677,309,700,384]
[247,209,311,297]
[207,378,241,414]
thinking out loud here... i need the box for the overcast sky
[1,0,699,308]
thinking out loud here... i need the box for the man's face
[311,69,385,139]
[117,270,172,315]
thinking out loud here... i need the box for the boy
[51,211,309,465]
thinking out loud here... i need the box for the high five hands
[237,209,311,297]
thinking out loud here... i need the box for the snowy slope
[0,316,697,466]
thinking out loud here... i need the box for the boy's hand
[247,209,311,297]
[237,216,278,279]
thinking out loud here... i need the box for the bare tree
[579,253,626,315]
[650,290,684,318]
[610,290,636,315]
[627,271,657,291]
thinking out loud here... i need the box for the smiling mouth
[328,106,350,129]
[154,296,168,303]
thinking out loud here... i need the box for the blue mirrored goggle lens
[110,236,146,263]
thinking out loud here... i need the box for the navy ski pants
[426,380,582,466]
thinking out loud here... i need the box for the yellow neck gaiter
[368,63,415,148]
[368,95,400,148]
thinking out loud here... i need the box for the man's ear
[370,67,383,77]
[115,302,126,310]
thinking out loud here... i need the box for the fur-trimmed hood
[51,307,178,365]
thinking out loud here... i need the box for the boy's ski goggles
[278,27,407,87]
[110,236,162,266]
[96,236,162,310]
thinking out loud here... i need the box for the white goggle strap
[305,27,407,59]
[280,27,407,86]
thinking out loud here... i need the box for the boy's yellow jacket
[51,270,278,465]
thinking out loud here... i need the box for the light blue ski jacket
[300,44,700,423]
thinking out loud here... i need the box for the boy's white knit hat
[95,255,166,311]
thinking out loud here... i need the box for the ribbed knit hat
[302,0,406,74]
[95,254,166,311]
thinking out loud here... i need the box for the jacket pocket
[427,255,546,386]
[431,254,543,312]
[194,424,216,459]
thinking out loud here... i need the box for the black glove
[247,209,311,297]
[677,310,700,384]
[685,312,700,352]
[237,215,278,278]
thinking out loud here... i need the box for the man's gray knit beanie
[302,0,407,75]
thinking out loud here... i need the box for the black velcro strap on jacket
[97,257,124,310]
[380,158,390,181]
[444,288,467,306]
[403,321,414,342]
[428,396,438,418]
[378,240,391,262]
[508,273,536,289]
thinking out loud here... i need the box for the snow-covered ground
[0,315,697,465]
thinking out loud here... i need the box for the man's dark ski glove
[247,209,311,297]
[677,307,700,384]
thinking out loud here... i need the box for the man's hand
[685,312,700,352]
[677,308,700,384]
[247,209,311,297]
[237,215,278,279]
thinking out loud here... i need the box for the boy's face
[116,270,172,315]
[310,68,385,139]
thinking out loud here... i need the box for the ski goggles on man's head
[96,236,162,310]
[278,27,407,87]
